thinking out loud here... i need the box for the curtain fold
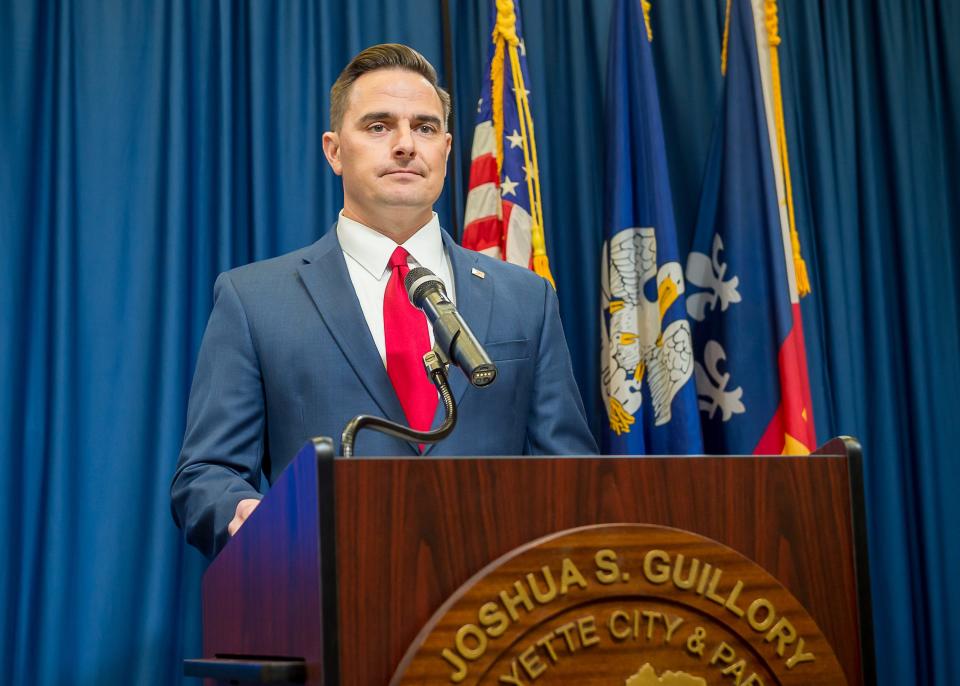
[1,1,957,683]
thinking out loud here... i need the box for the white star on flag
[506,130,523,148]
[500,175,519,197]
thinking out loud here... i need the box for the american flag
[462,1,554,286]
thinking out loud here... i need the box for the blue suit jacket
[171,227,597,557]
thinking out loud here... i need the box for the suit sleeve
[524,278,599,455]
[170,272,265,558]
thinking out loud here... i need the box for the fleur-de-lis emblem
[694,340,745,421]
[685,234,742,322]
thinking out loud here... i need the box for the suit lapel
[423,234,493,455]
[296,230,413,448]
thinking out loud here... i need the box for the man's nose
[392,123,416,158]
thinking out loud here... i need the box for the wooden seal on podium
[392,524,846,685]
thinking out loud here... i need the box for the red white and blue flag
[685,0,816,454]
[462,0,554,286]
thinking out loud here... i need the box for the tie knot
[389,246,410,269]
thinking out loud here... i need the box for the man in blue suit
[171,44,596,558]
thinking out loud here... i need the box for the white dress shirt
[336,211,456,367]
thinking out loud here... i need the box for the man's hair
[329,43,451,132]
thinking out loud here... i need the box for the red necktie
[384,246,438,434]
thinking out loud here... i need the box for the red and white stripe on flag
[462,121,535,269]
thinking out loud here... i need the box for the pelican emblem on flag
[601,227,695,434]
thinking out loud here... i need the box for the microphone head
[470,364,497,387]
[405,266,446,304]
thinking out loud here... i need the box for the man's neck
[341,207,433,244]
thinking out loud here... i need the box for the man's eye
[368,123,386,133]
[418,124,437,134]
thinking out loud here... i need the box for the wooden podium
[186,437,873,685]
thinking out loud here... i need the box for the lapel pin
[471,267,486,279]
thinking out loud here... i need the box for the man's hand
[227,498,261,536]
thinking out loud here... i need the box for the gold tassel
[494,0,556,288]
[641,0,653,41]
[764,0,811,296]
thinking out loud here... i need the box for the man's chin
[376,191,439,209]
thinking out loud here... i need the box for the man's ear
[322,131,343,175]
[445,131,452,165]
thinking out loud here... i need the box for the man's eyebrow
[412,114,443,127]
[357,111,394,125]
[355,112,443,127]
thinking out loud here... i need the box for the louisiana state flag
[600,0,703,455]
[462,0,554,286]
[685,0,815,454]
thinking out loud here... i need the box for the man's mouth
[384,169,423,177]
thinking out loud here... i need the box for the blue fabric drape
[778,2,960,681]
[2,1,957,684]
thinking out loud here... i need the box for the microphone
[404,267,497,387]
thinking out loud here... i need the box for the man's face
[322,68,451,235]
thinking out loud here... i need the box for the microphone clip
[423,345,450,376]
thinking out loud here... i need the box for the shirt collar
[336,211,444,279]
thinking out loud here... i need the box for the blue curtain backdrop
[1,1,957,684]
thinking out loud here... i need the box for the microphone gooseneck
[340,349,456,458]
